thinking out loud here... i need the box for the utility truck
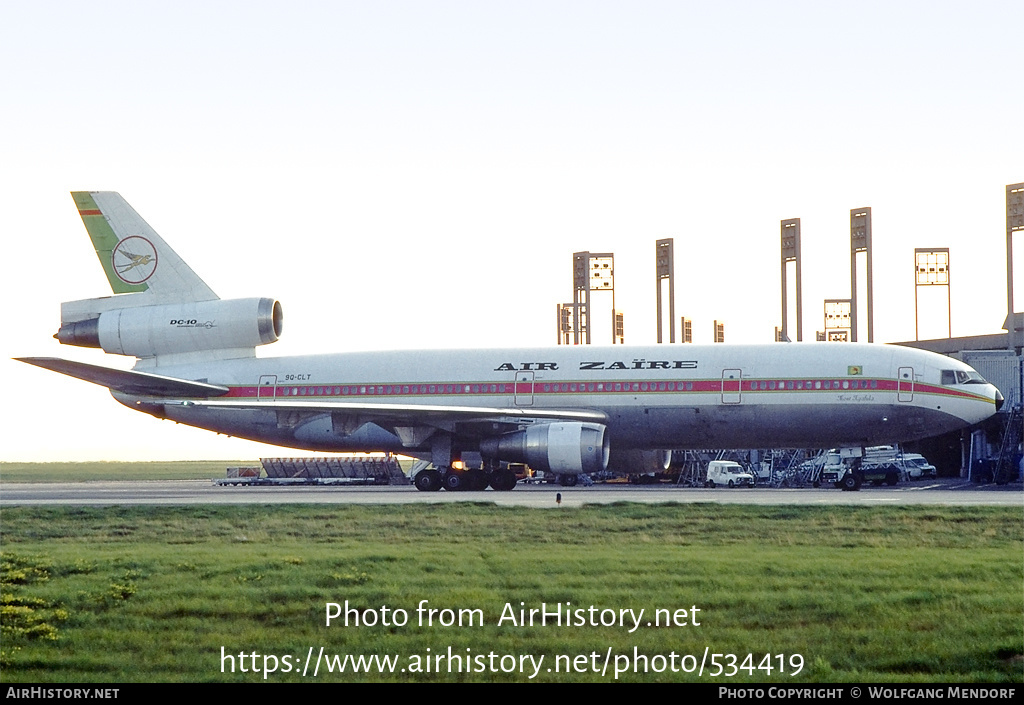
[819,446,929,490]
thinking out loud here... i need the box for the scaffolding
[260,456,406,484]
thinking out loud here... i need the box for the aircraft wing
[15,357,231,398]
[16,356,606,445]
[159,398,608,428]
[154,398,608,449]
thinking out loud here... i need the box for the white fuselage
[120,342,1001,459]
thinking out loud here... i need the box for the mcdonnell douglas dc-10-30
[17,192,1004,490]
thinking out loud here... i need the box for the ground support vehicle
[705,460,755,488]
[902,453,937,479]
[819,446,927,490]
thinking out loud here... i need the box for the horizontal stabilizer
[15,357,229,398]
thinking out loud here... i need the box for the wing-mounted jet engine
[479,421,610,481]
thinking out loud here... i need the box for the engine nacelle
[56,297,283,358]
[480,422,610,475]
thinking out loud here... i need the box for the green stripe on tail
[71,191,149,294]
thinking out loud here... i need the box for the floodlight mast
[914,247,951,341]
[655,238,675,344]
[573,251,616,345]
[780,218,803,342]
[850,207,874,343]
[1007,183,1024,320]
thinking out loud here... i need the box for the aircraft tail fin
[71,191,218,301]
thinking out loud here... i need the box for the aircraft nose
[994,388,1004,412]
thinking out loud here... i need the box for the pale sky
[2,1,1021,461]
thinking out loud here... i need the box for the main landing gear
[413,466,518,492]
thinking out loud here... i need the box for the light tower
[655,238,675,343]
[780,218,803,341]
[1007,183,1023,317]
[914,247,951,340]
[850,207,874,342]
[572,251,616,345]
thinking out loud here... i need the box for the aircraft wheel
[489,469,517,491]
[414,469,442,492]
[467,470,489,491]
[559,474,578,487]
[443,470,466,491]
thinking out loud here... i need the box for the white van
[705,460,755,488]
[903,454,937,479]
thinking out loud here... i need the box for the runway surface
[2,478,1021,508]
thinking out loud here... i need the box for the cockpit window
[960,370,988,384]
[943,369,988,385]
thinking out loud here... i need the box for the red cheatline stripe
[222,378,914,398]
[78,209,102,216]
[217,378,994,403]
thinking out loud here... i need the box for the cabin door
[897,367,914,402]
[721,369,742,404]
[258,375,277,400]
[514,371,535,406]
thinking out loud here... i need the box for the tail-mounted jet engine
[55,297,283,358]
[480,422,610,475]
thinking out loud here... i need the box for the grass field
[1,502,1022,683]
[0,461,248,483]
[0,459,416,484]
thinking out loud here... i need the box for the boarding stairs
[992,406,1023,485]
